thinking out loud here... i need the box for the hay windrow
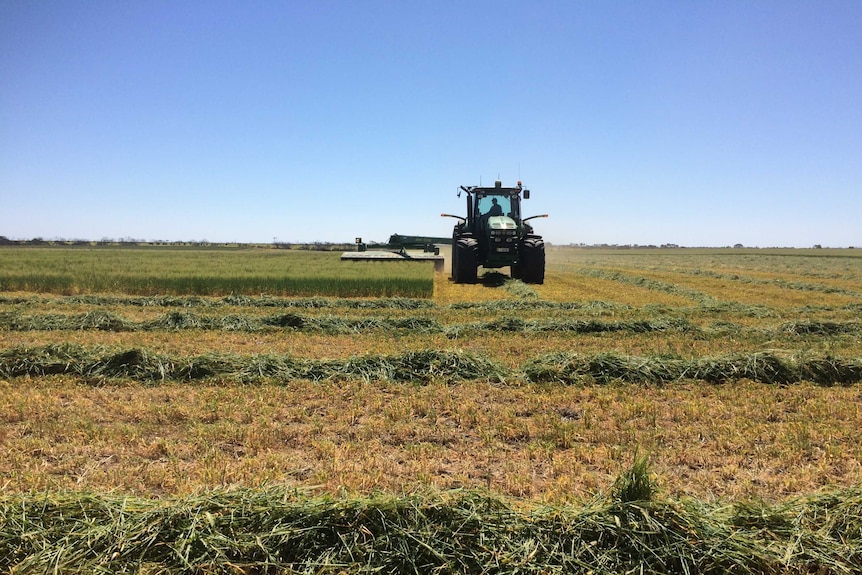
[0,344,508,384]
[5,294,861,324]
[0,310,699,337]
[3,344,861,386]
[20,307,862,343]
[681,267,862,298]
[579,268,720,304]
[1,485,860,574]
[523,351,862,386]
[781,320,862,335]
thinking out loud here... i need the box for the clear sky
[2,1,860,247]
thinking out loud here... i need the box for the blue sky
[2,1,860,247]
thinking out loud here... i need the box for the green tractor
[443,180,547,284]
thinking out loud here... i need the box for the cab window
[477,195,512,217]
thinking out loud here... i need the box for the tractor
[443,180,547,284]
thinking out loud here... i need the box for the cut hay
[523,351,862,386]
[1,484,860,574]
[3,345,861,386]
[0,344,507,384]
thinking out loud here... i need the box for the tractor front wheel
[453,237,478,284]
[521,237,545,284]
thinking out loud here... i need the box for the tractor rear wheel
[521,237,545,284]
[453,237,478,284]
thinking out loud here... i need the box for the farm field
[1,245,861,573]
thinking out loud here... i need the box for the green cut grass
[4,344,861,386]
[2,478,860,574]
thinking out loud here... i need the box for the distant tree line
[0,236,357,251]
[566,242,857,250]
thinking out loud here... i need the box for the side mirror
[523,189,530,199]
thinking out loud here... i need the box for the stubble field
[1,245,861,573]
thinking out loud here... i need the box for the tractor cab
[473,191,520,238]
